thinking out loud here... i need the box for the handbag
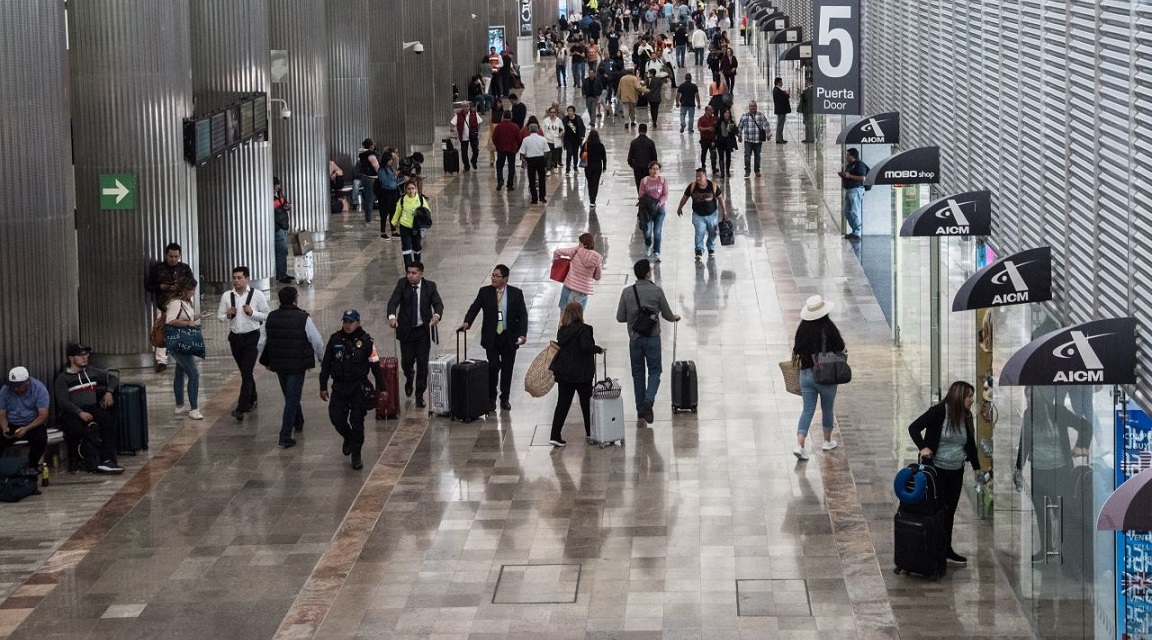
[779,358,801,396]
[523,341,560,398]
[629,285,659,337]
[149,314,167,348]
[163,303,206,358]
[812,331,851,385]
[291,230,314,256]
[413,195,433,229]
[550,248,575,283]
[578,141,588,168]
[718,218,735,246]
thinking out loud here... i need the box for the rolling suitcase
[670,322,698,413]
[116,382,149,455]
[428,350,457,417]
[443,138,460,174]
[293,252,314,285]
[590,353,625,447]
[892,461,946,578]
[376,341,400,419]
[450,329,489,422]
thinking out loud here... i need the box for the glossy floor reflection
[0,35,1036,640]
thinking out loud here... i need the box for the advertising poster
[488,26,506,54]
[1117,402,1152,638]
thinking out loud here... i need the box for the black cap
[66,343,91,357]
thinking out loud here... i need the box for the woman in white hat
[791,294,845,460]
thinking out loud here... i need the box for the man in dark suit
[386,262,444,409]
[458,264,529,411]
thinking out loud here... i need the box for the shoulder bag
[812,330,851,385]
[524,341,560,398]
[630,285,659,337]
[163,302,206,358]
[550,247,575,283]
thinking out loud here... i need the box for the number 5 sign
[812,0,862,115]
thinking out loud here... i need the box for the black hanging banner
[518,0,533,37]
[811,0,862,114]
[951,247,1052,311]
[898,190,991,237]
[865,146,939,187]
[759,11,787,31]
[780,41,812,61]
[835,112,900,145]
[772,27,804,44]
[999,318,1138,386]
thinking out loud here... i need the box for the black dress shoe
[844,233,861,240]
[154,362,167,373]
[231,409,245,422]
[415,398,426,408]
[342,439,352,456]
[501,400,512,411]
[404,378,414,397]
[350,450,363,470]
[947,551,968,564]
[278,438,296,448]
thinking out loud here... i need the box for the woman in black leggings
[583,130,607,207]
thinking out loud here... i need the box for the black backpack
[0,458,40,503]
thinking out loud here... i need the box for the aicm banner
[811,0,861,114]
[999,317,1137,386]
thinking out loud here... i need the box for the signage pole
[930,235,941,401]
[892,186,903,347]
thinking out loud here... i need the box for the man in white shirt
[449,102,483,172]
[217,266,270,421]
[520,124,552,205]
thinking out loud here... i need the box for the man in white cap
[0,367,51,470]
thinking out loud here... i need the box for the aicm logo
[931,198,973,235]
[857,117,891,143]
[1051,330,1110,383]
[988,259,1035,304]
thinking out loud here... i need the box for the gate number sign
[812,0,862,115]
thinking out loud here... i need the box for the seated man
[0,367,50,470]
[53,344,124,474]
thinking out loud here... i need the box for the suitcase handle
[598,351,608,380]
[672,321,678,362]
[457,328,467,361]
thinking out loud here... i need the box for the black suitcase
[116,382,149,455]
[893,507,947,579]
[443,138,460,174]
[450,330,489,422]
[670,323,697,413]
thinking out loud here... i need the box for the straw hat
[800,295,833,321]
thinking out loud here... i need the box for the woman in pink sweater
[553,232,603,311]
[637,161,668,262]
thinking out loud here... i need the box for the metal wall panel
[402,0,436,148]
[191,0,274,287]
[371,0,406,150]
[70,0,199,359]
[326,0,370,172]
[270,0,329,241]
[0,0,80,377]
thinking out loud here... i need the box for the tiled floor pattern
[0,31,1039,640]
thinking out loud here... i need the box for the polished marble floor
[0,36,1038,640]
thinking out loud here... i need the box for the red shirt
[697,113,718,143]
[492,121,523,154]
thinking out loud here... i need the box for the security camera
[270,98,291,120]
[413,42,424,54]
[279,107,291,119]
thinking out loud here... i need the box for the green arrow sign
[99,173,137,210]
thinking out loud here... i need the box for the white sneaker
[793,446,809,460]
[822,440,839,451]
[188,409,204,420]
[174,405,188,415]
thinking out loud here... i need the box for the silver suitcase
[293,253,314,285]
[428,352,457,416]
[589,354,625,447]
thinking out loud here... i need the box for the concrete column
[326,0,370,174]
[70,0,199,364]
[191,0,274,288]
[270,0,329,242]
[0,0,78,378]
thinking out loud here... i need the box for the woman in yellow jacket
[392,181,428,267]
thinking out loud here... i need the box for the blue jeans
[679,105,696,132]
[558,285,588,310]
[571,59,586,82]
[628,335,663,413]
[675,44,687,67]
[360,176,377,223]
[172,351,199,410]
[691,211,719,254]
[643,206,666,255]
[275,228,289,279]
[843,187,863,235]
[743,140,763,173]
[797,368,838,437]
[556,64,567,86]
[276,372,306,442]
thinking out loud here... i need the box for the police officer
[319,309,385,470]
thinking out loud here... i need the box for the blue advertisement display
[1117,401,1152,638]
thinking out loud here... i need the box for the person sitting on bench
[0,367,50,470]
